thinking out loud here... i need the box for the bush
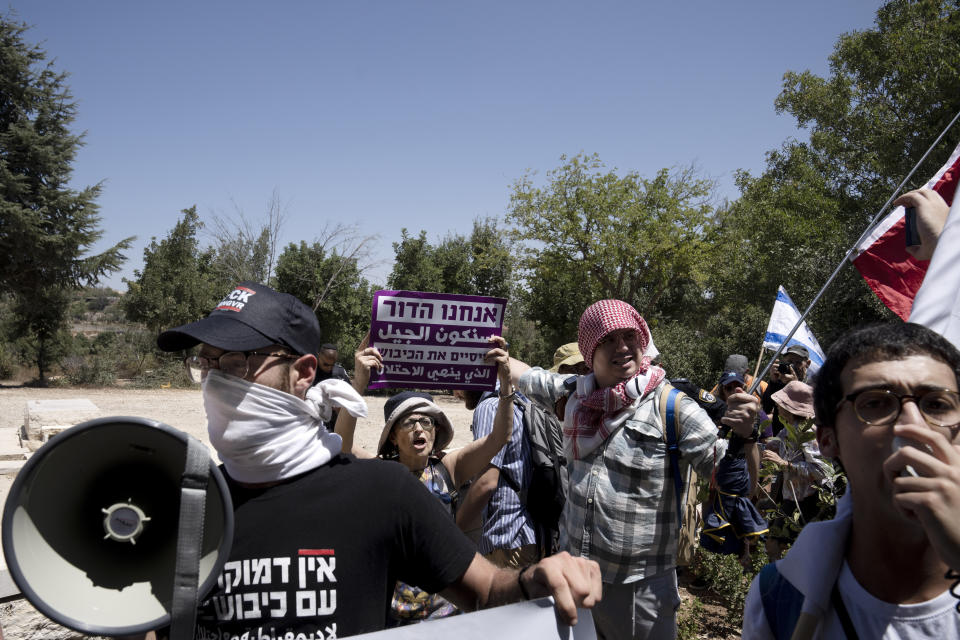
[129,355,194,389]
[58,354,117,387]
[0,344,18,379]
[689,546,769,629]
[757,415,846,543]
[676,596,705,640]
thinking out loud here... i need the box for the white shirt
[743,493,960,639]
[818,562,959,639]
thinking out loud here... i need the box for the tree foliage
[273,240,374,361]
[0,18,132,382]
[776,0,960,205]
[506,154,716,364]
[500,3,960,384]
[206,189,287,289]
[388,219,514,299]
[122,206,220,337]
[696,0,960,386]
[388,230,444,293]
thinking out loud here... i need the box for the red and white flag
[910,187,960,350]
[851,143,960,320]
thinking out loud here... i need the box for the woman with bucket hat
[762,380,834,559]
[337,334,517,625]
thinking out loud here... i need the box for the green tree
[432,233,473,295]
[776,0,960,206]
[0,18,132,383]
[506,153,716,358]
[123,206,220,336]
[466,218,514,300]
[273,241,375,361]
[388,219,514,297]
[699,0,960,384]
[388,229,444,292]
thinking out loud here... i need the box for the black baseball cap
[718,370,746,388]
[157,282,321,356]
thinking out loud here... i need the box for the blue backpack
[757,563,805,640]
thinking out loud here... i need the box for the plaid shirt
[519,367,727,583]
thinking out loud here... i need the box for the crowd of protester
[138,185,960,640]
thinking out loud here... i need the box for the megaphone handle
[170,437,211,640]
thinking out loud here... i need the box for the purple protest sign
[367,290,507,391]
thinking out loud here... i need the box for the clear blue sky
[8,1,884,289]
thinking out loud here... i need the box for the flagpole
[747,108,960,395]
[751,344,764,381]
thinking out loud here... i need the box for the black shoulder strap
[430,459,460,506]
[494,397,525,495]
[831,582,860,640]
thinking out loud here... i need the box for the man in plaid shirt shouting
[513,299,759,640]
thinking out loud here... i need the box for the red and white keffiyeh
[566,300,665,460]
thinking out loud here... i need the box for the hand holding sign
[352,332,383,391]
[483,335,511,391]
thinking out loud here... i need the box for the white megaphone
[2,417,233,637]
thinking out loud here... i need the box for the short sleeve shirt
[470,392,536,555]
[519,367,725,582]
[194,456,476,639]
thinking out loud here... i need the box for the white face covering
[202,369,367,484]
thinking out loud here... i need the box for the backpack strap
[494,397,526,496]
[658,384,684,529]
[830,582,861,640]
[758,563,806,640]
[429,458,460,512]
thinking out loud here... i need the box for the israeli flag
[763,286,826,376]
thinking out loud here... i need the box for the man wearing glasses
[743,322,960,639]
[157,282,601,639]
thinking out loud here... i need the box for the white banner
[352,598,596,640]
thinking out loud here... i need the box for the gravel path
[0,385,476,454]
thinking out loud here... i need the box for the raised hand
[353,331,383,392]
[893,188,950,261]
[722,386,760,438]
[484,335,511,390]
[884,422,960,571]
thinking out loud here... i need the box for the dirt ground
[0,384,477,455]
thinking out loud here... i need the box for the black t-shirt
[312,364,351,386]
[195,455,476,639]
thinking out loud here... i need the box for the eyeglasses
[838,387,960,427]
[397,416,436,431]
[183,351,297,383]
